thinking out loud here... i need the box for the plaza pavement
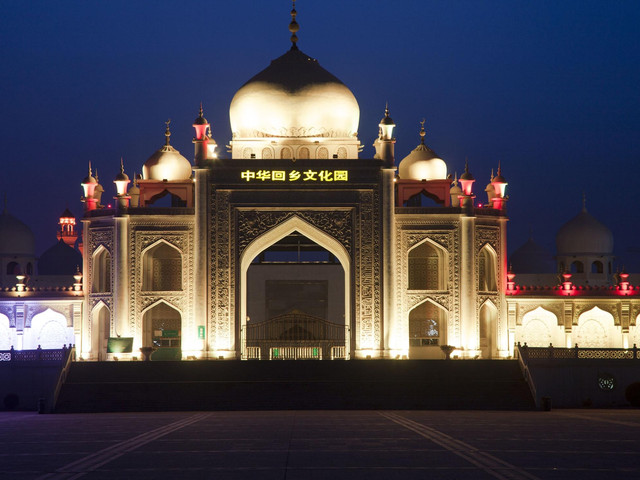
[1,409,639,479]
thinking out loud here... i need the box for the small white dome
[143,124,192,181]
[398,133,447,181]
[556,208,613,255]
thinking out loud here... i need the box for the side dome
[556,208,613,255]
[230,48,360,139]
[38,239,82,275]
[143,122,192,181]
[398,125,447,181]
[510,237,555,274]
[0,210,35,256]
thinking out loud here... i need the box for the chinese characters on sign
[241,170,349,182]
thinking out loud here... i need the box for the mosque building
[1,5,639,361]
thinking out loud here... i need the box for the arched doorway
[27,309,74,350]
[142,301,182,360]
[408,300,447,359]
[479,301,498,358]
[240,216,350,360]
[91,303,110,361]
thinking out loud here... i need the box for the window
[592,261,603,274]
[571,261,584,274]
[92,248,111,293]
[478,246,497,292]
[409,302,445,347]
[408,242,442,290]
[142,242,182,291]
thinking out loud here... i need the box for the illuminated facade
[2,7,639,361]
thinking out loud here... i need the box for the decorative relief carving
[237,210,352,255]
[397,226,458,346]
[131,226,194,342]
[516,302,564,326]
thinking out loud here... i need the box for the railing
[331,345,347,360]
[269,346,322,360]
[517,342,640,361]
[0,345,74,363]
[242,311,349,360]
[51,346,76,413]
[514,344,537,402]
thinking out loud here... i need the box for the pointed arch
[408,298,448,358]
[141,299,182,360]
[92,245,111,293]
[142,239,182,291]
[0,313,11,350]
[408,238,447,290]
[576,306,619,348]
[240,215,351,354]
[478,243,498,292]
[479,299,498,358]
[518,306,563,347]
[90,301,110,361]
[26,308,74,350]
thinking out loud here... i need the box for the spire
[419,118,426,145]
[120,156,125,174]
[582,192,587,212]
[3,193,6,214]
[165,119,172,146]
[289,1,299,49]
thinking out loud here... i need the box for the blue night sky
[1,1,639,269]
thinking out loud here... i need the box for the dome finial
[165,119,172,146]
[88,161,93,177]
[3,193,6,214]
[582,192,587,212]
[289,1,299,49]
[419,118,426,144]
[199,102,204,119]
[385,101,389,118]
[120,156,125,174]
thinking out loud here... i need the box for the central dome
[230,48,359,139]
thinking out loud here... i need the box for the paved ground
[1,409,639,479]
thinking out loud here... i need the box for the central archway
[240,215,351,359]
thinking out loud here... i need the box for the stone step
[56,360,535,412]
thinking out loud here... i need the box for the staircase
[54,359,535,412]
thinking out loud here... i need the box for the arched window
[26,263,33,275]
[317,147,328,159]
[262,147,273,159]
[571,261,584,274]
[478,246,497,292]
[242,147,253,159]
[337,147,347,159]
[92,247,111,293]
[280,147,293,159]
[6,262,20,275]
[591,261,603,274]
[409,301,446,347]
[408,241,444,290]
[142,242,182,291]
[297,147,310,159]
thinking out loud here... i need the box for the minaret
[193,104,217,166]
[373,105,396,167]
[57,208,77,247]
[113,157,131,209]
[81,162,98,212]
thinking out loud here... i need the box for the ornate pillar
[381,167,399,357]
[193,168,209,357]
[460,215,478,356]
[113,215,129,338]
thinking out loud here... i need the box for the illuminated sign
[241,169,348,182]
